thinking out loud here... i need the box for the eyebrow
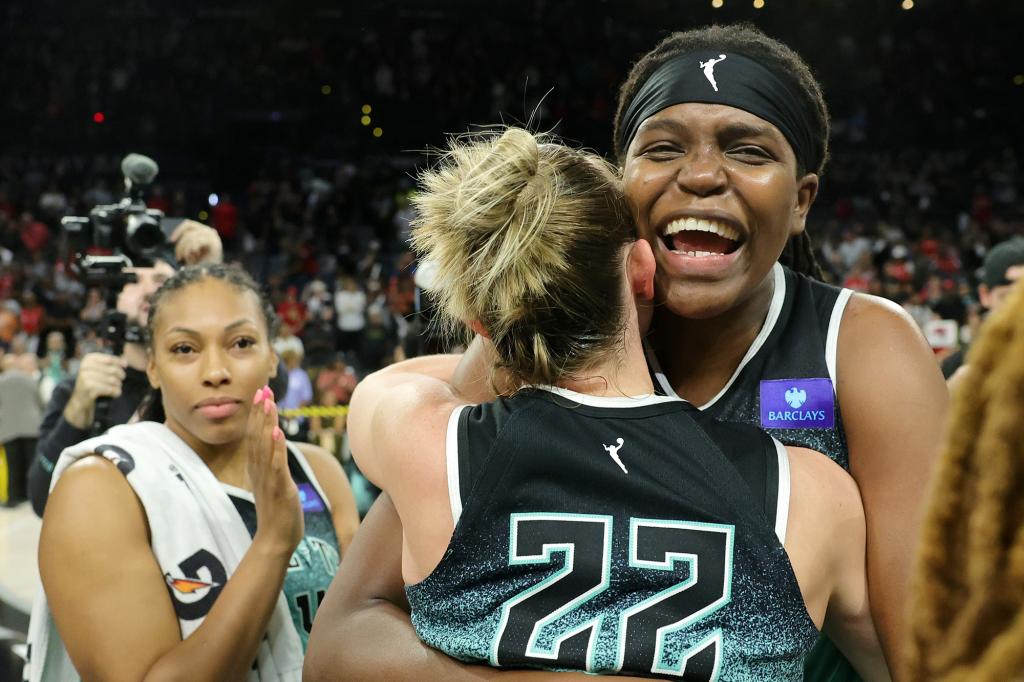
[166,319,258,335]
[636,118,777,140]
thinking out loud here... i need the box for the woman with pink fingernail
[25,263,361,682]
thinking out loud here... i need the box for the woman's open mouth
[660,217,743,257]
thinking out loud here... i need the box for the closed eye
[727,145,776,162]
[641,143,684,159]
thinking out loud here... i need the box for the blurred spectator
[315,353,358,406]
[0,352,44,506]
[943,237,1024,382]
[276,285,308,338]
[334,274,366,353]
[303,305,339,369]
[358,307,396,373]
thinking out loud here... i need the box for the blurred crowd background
[0,0,1020,467]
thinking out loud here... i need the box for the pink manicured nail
[272,426,283,441]
[253,389,263,405]
[267,387,275,401]
[264,399,272,415]
[262,386,271,401]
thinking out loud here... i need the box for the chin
[657,278,747,321]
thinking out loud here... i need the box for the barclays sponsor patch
[760,378,834,429]
[298,482,327,513]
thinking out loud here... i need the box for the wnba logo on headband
[699,54,728,91]
[618,50,822,173]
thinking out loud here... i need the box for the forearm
[144,538,290,681]
[62,393,95,430]
[304,597,617,681]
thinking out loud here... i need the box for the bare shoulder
[787,447,864,529]
[841,292,930,349]
[46,455,145,526]
[43,455,149,553]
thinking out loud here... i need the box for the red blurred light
[93,112,105,123]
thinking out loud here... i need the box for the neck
[165,420,250,488]
[651,268,777,405]
[556,324,655,398]
[124,342,148,371]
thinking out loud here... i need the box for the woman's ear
[468,320,490,339]
[628,240,656,302]
[146,353,160,390]
[791,172,820,237]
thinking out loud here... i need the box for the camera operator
[26,220,223,517]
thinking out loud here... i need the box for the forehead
[154,278,265,331]
[633,102,789,144]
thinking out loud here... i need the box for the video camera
[61,153,177,434]
[61,153,171,268]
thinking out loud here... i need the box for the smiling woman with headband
[306,24,943,682]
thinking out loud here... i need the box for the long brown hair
[905,279,1024,681]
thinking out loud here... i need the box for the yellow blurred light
[198,210,209,221]
[753,0,764,7]
[1014,74,1024,86]
[321,85,332,95]
[901,0,914,8]
[711,0,723,7]
[361,115,371,126]
[372,127,383,138]
[362,104,372,114]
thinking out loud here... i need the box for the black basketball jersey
[405,387,818,680]
[647,263,854,470]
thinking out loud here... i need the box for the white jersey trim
[697,262,787,410]
[826,288,854,393]
[771,436,792,545]
[532,384,683,408]
[446,405,470,527]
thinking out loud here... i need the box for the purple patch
[297,482,326,513]
[760,378,834,430]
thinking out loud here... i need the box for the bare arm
[304,494,622,681]
[295,441,361,552]
[838,295,949,675]
[41,393,302,681]
[41,459,292,681]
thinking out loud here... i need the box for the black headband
[619,51,822,173]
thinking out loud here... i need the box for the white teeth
[680,250,715,258]
[664,218,740,242]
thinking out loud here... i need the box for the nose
[201,348,232,387]
[675,148,727,198]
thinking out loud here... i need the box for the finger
[169,219,201,243]
[266,401,288,471]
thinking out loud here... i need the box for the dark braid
[780,232,826,281]
[614,23,830,281]
[138,263,279,422]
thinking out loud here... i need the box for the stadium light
[711,0,723,7]
[754,0,765,8]
[902,0,914,9]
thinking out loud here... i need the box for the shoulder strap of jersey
[688,413,785,541]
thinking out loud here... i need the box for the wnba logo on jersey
[759,378,835,430]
